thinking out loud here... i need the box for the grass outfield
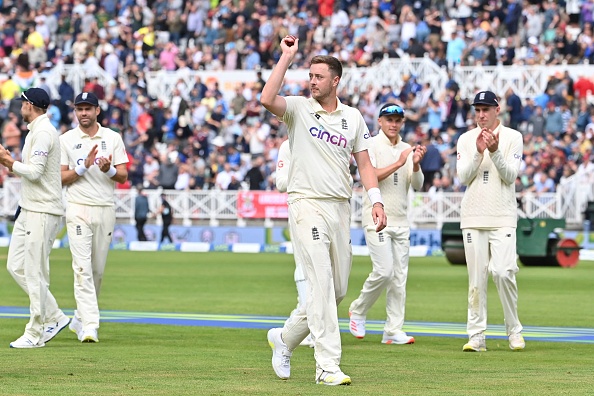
[0,248,592,395]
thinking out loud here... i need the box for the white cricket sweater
[362,131,424,228]
[456,123,523,229]
[12,114,64,216]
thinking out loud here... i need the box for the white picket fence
[0,176,588,229]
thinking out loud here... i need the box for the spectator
[215,162,238,190]
[420,135,444,192]
[505,88,523,130]
[245,156,265,190]
[528,106,546,138]
[158,154,179,190]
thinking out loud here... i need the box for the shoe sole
[382,337,415,345]
[81,336,98,343]
[43,318,72,344]
[317,378,352,386]
[462,346,487,352]
[509,345,525,351]
[9,343,45,348]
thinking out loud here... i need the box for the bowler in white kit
[261,35,387,386]
[60,92,128,343]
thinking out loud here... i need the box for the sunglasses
[379,104,404,117]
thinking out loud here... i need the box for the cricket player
[456,90,525,352]
[262,35,387,386]
[60,92,129,343]
[275,138,313,348]
[349,103,426,345]
[0,87,70,348]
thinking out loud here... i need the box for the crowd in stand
[1,0,594,197]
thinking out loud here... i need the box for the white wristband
[106,166,117,178]
[367,187,383,207]
[74,163,88,176]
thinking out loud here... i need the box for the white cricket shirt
[60,124,129,206]
[275,139,290,193]
[12,114,64,216]
[282,96,370,201]
[457,123,523,229]
[362,130,424,228]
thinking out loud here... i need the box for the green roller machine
[441,219,580,267]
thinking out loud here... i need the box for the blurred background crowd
[1,0,594,198]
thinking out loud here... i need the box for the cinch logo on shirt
[33,150,48,157]
[309,126,348,148]
[76,158,104,165]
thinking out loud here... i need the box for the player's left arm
[98,134,129,183]
[354,149,387,232]
[410,144,425,190]
[489,131,523,186]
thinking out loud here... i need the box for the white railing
[451,63,594,102]
[143,56,594,105]
[2,57,592,106]
[0,177,588,228]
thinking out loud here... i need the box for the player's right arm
[260,36,299,118]
[374,147,414,181]
[456,131,483,185]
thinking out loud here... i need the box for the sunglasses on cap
[379,104,404,117]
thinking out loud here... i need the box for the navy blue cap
[379,103,405,118]
[472,91,499,106]
[74,92,99,107]
[20,88,50,109]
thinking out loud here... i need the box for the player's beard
[311,86,329,102]
[79,118,95,128]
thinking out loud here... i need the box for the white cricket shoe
[299,334,315,348]
[509,333,525,351]
[382,330,415,345]
[316,369,352,386]
[267,328,292,379]
[10,335,45,349]
[42,315,71,344]
[69,313,83,340]
[80,328,99,343]
[463,332,487,352]
[349,313,366,339]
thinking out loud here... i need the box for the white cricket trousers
[287,254,307,317]
[349,226,410,334]
[462,227,523,336]
[282,199,352,373]
[7,209,64,342]
[66,203,115,330]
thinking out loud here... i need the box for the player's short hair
[310,55,343,78]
